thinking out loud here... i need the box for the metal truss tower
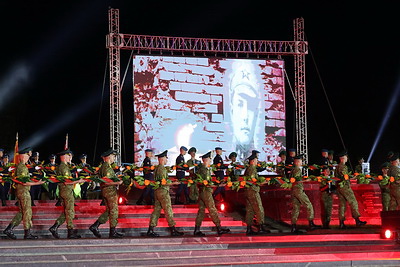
[107,8,308,163]
[107,8,122,164]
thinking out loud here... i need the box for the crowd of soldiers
[2,145,399,240]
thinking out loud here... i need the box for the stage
[1,199,399,266]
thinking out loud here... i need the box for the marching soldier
[3,147,45,239]
[251,150,267,173]
[29,151,43,205]
[334,151,367,229]
[174,146,189,204]
[379,162,391,211]
[354,157,364,174]
[136,149,155,205]
[320,149,330,167]
[276,150,286,177]
[388,153,400,210]
[194,151,230,236]
[227,152,242,182]
[186,147,200,204]
[89,148,124,238]
[212,147,228,201]
[0,153,11,206]
[285,148,296,178]
[290,155,320,233]
[244,154,270,235]
[147,150,184,237]
[48,149,84,239]
[319,166,336,229]
[44,154,58,200]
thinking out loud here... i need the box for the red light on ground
[384,229,392,239]
[118,197,124,204]
[220,203,225,211]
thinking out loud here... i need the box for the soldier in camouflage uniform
[319,166,336,229]
[388,153,400,210]
[276,150,286,177]
[290,155,320,233]
[334,151,366,229]
[226,152,242,182]
[147,150,184,237]
[193,151,230,236]
[48,149,85,239]
[186,147,200,203]
[3,147,45,239]
[243,154,270,235]
[89,148,124,238]
[379,162,391,211]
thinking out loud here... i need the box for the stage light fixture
[384,229,392,239]
[217,202,226,212]
[118,196,128,205]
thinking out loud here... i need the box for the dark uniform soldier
[44,154,58,200]
[29,152,43,205]
[243,154,270,235]
[186,147,201,203]
[320,149,330,167]
[285,148,296,178]
[174,146,189,204]
[319,166,336,229]
[89,148,124,238]
[388,153,400,210]
[194,151,230,236]
[379,162,391,211]
[147,150,184,237]
[334,151,367,229]
[290,155,320,233]
[3,147,44,239]
[77,154,91,200]
[212,147,228,201]
[227,152,242,182]
[48,149,84,239]
[136,149,155,205]
[276,150,286,177]
[0,153,11,206]
[354,157,364,174]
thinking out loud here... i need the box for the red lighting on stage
[384,229,393,239]
[220,203,225,212]
[118,196,128,205]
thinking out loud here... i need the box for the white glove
[35,166,41,170]
[8,167,15,172]
[189,166,195,170]
[29,173,32,176]
[77,169,83,172]
[119,167,125,172]
[227,165,234,169]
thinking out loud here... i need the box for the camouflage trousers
[149,187,176,227]
[189,184,199,202]
[97,185,119,228]
[291,183,314,224]
[11,184,32,229]
[245,186,264,226]
[389,183,400,211]
[380,186,391,212]
[55,183,75,229]
[320,191,333,224]
[337,183,360,221]
[195,187,221,227]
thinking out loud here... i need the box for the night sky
[0,1,399,171]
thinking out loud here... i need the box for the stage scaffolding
[107,8,308,165]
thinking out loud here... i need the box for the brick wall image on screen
[133,56,286,169]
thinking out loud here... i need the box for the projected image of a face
[133,56,286,171]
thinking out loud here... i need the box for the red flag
[13,133,19,164]
[64,133,69,150]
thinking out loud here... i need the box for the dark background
[0,1,399,171]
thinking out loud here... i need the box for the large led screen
[133,56,286,171]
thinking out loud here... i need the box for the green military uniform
[319,168,336,228]
[388,164,400,210]
[244,165,264,226]
[96,162,119,227]
[55,162,76,229]
[290,166,314,224]
[380,177,391,212]
[11,162,33,230]
[334,163,361,221]
[187,157,200,202]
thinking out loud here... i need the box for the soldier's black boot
[355,217,367,227]
[15,201,19,207]
[67,228,81,239]
[260,224,271,234]
[100,199,105,206]
[194,226,205,237]
[1,199,7,206]
[3,224,17,239]
[246,225,259,236]
[31,200,35,207]
[216,226,230,235]
[49,222,61,239]
[89,220,102,238]
[308,220,321,230]
[170,226,184,236]
[339,220,347,229]
[322,220,330,229]
[24,229,38,240]
[146,226,159,237]
[55,199,62,206]
[291,224,301,233]
[174,195,182,205]
[109,227,124,238]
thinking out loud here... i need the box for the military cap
[321,149,329,152]
[49,154,56,159]
[247,154,257,161]
[215,147,222,151]
[144,149,153,153]
[3,153,9,158]
[188,147,197,153]
[387,151,395,158]
[101,148,118,157]
[288,148,296,152]
[19,147,32,154]
[228,152,237,159]
[0,148,4,152]
[278,150,286,156]
[389,153,399,162]
[251,150,260,154]
[156,150,168,158]
[201,151,212,159]
[32,152,39,156]
[79,154,87,159]
[381,162,390,169]
[328,150,334,155]
[357,156,364,161]
[180,146,188,151]
[337,151,348,158]
[294,154,304,160]
[57,149,73,156]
